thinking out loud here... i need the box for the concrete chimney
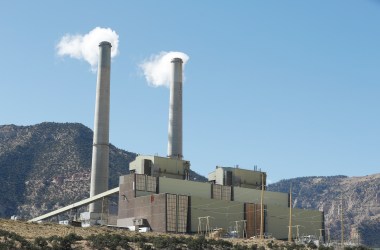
[167,58,183,159]
[89,41,112,213]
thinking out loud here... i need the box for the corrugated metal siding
[212,184,222,199]
[166,194,177,232]
[136,174,146,191]
[245,203,261,238]
[166,194,189,233]
[222,186,232,201]
[146,176,157,192]
[212,184,232,201]
[177,195,188,233]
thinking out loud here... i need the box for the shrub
[307,241,318,249]
[186,236,207,250]
[234,244,249,250]
[250,244,258,250]
[34,237,49,249]
[0,229,35,249]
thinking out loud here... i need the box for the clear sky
[1,1,379,182]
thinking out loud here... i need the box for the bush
[267,242,273,249]
[307,241,318,249]
[319,245,333,250]
[34,237,50,249]
[86,233,131,250]
[250,244,258,250]
[152,236,170,249]
[234,244,249,250]
[186,235,208,249]
[0,229,35,249]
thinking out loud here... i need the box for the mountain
[0,122,206,220]
[268,175,380,247]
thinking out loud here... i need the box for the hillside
[268,175,380,247]
[0,122,206,220]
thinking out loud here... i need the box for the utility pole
[326,228,330,245]
[197,217,202,235]
[241,220,247,239]
[260,173,265,240]
[294,225,302,242]
[341,198,344,246]
[318,229,324,243]
[288,184,293,242]
[234,220,240,238]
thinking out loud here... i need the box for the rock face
[0,122,206,220]
[268,175,380,247]
[0,122,136,219]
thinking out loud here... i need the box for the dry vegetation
[0,219,291,249]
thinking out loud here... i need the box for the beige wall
[234,187,288,207]
[190,196,244,235]
[266,204,324,240]
[154,156,187,177]
[208,167,266,189]
[129,156,143,173]
[129,155,188,179]
[231,168,263,187]
[159,177,211,199]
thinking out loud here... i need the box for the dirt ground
[0,219,288,249]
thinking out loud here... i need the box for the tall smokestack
[89,41,112,213]
[167,58,183,159]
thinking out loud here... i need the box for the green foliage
[250,244,258,250]
[234,244,249,250]
[44,233,83,250]
[307,241,318,249]
[186,235,208,250]
[0,228,35,249]
[34,237,49,249]
[344,246,372,250]
[87,233,131,250]
[267,242,273,249]
[318,245,333,250]
[284,242,297,250]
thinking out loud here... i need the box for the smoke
[56,27,119,71]
[140,51,189,87]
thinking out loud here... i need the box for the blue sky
[1,1,379,182]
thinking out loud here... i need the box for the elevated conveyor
[28,187,119,222]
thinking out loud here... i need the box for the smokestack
[89,41,112,213]
[167,58,183,159]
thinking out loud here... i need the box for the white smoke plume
[56,27,119,71]
[140,51,189,87]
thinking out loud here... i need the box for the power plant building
[29,48,325,242]
[109,54,324,240]
[116,156,324,240]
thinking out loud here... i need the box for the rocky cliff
[268,175,380,247]
[0,122,206,220]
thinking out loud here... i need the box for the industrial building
[29,41,325,242]
[114,55,324,240]
[116,156,324,240]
